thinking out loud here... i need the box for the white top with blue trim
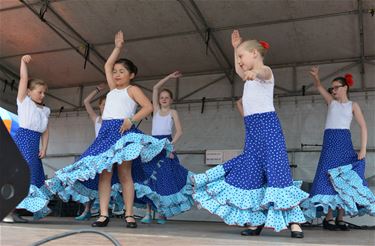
[325,100,353,130]
[242,75,275,116]
[152,111,173,136]
[17,96,50,133]
[102,86,137,120]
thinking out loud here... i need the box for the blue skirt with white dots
[45,119,173,211]
[14,128,52,219]
[192,112,309,232]
[132,135,194,218]
[302,129,375,220]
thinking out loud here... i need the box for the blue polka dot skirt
[302,129,375,220]
[192,112,309,232]
[45,119,173,211]
[132,135,194,218]
[14,127,52,219]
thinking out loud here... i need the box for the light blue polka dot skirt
[302,129,375,220]
[132,135,194,218]
[192,112,309,232]
[45,119,173,212]
[14,127,53,219]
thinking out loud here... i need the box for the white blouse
[17,96,50,133]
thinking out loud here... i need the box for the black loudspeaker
[0,119,30,220]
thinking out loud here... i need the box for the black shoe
[91,215,110,227]
[240,225,264,236]
[290,223,304,238]
[323,218,338,231]
[125,215,137,228]
[2,212,28,223]
[335,217,350,231]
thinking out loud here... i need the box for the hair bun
[258,40,270,50]
[344,73,354,87]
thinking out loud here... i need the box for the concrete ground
[0,217,374,246]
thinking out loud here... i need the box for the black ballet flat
[240,225,264,236]
[323,218,338,231]
[335,217,350,231]
[91,215,110,227]
[290,223,304,238]
[125,215,137,228]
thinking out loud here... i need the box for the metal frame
[0,0,373,109]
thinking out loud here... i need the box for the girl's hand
[358,149,366,160]
[309,66,319,79]
[97,83,107,91]
[231,30,242,49]
[22,55,32,64]
[119,118,132,134]
[115,31,124,48]
[168,71,182,79]
[39,149,46,159]
[244,70,257,80]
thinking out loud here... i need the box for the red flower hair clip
[344,73,354,87]
[259,40,270,50]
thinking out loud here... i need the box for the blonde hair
[28,78,47,90]
[238,40,268,57]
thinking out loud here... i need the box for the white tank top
[102,86,137,120]
[325,100,353,129]
[242,75,275,116]
[94,116,102,137]
[152,111,173,136]
[17,96,50,133]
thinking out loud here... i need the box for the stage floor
[1,217,374,246]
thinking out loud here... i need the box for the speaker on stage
[0,119,30,220]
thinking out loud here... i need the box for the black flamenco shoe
[323,218,338,231]
[91,215,110,227]
[125,215,138,228]
[240,225,264,236]
[335,217,350,231]
[290,223,304,238]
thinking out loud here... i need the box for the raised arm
[309,66,333,105]
[236,98,244,117]
[353,102,367,160]
[83,83,106,123]
[18,55,32,103]
[232,30,244,80]
[119,86,153,134]
[153,71,182,112]
[171,110,183,145]
[105,31,124,90]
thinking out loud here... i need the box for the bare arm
[310,66,333,105]
[236,98,244,117]
[153,71,182,112]
[18,55,32,103]
[39,127,49,159]
[353,102,367,160]
[231,30,244,79]
[105,31,124,90]
[83,83,106,123]
[171,110,183,144]
[119,86,153,134]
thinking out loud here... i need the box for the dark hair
[159,89,173,99]
[332,76,349,95]
[114,58,138,77]
[98,95,106,105]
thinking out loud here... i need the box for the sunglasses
[331,85,346,91]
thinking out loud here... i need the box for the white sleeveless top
[17,96,50,133]
[242,75,275,116]
[325,100,353,130]
[94,116,102,137]
[152,111,173,136]
[102,86,137,120]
